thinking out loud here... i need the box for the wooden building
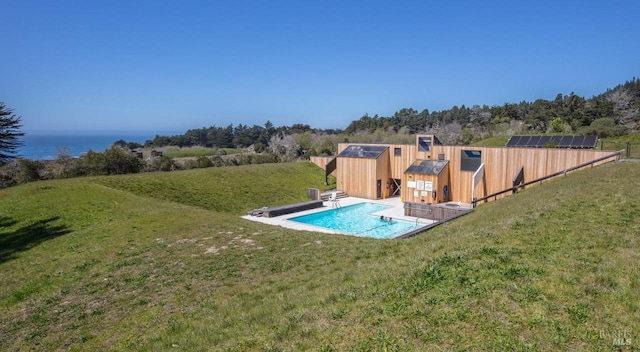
[311,134,620,205]
[404,159,450,204]
[335,145,390,199]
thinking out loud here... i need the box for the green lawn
[600,133,640,158]
[92,162,333,215]
[471,136,509,147]
[1,161,638,351]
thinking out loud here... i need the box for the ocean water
[16,132,161,160]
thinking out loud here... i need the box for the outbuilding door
[392,178,401,196]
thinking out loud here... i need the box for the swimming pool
[288,202,419,239]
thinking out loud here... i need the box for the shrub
[251,153,279,164]
[103,147,143,174]
[211,155,225,167]
[73,147,143,176]
[17,159,44,183]
[550,117,566,133]
[578,118,628,137]
[75,150,105,175]
[145,155,177,172]
[196,156,213,168]
[0,161,18,188]
[51,149,79,178]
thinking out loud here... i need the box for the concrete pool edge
[241,196,446,239]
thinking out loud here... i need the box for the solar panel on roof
[584,135,597,148]
[506,135,598,149]
[571,136,585,147]
[513,136,523,146]
[514,136,531,147]
[538,136,551,147]
[557,136,573,147]
[338,145,388,158]
[525,136,535,147]
[404,160,449,175]
[519,137,528,146]
[505,136,520,147]
[549,136,560,147]
[528,136,541,146]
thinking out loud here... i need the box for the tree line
[142,122,342,151]
[139,78,640,149]
[344,78,639,144]
[1,77,638,188]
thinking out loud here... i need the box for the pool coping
[241,196,441,238]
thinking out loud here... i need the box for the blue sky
[2,0,639,134]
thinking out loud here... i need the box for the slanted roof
[337,145,388,159]
[405,159,449,175]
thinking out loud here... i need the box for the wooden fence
[472,150,623,206]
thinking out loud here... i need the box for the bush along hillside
[0,161,638,351]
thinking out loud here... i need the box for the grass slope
[93,162,334,215]
[471,136,509,147]
[1,162,639,351]
[601,133,640,158]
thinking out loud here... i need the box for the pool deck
[241,196,441,237]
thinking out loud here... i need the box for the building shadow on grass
[0,216,72,264]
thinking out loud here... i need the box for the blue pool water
[288,202,419,239]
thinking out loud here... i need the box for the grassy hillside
[1,161,638,351]
[601,133,640,158]
[471,136,509,147]
[93,162,334,215]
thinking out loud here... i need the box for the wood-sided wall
[424,145,618,203]
[333,139,618,203]
[403,163,450,204]
[336,143,415,180]
[389,144,416,180]
[335,148,391,199]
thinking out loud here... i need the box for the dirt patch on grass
[205,245,228,255]
[302,241,323,247]
[202,231,264,255]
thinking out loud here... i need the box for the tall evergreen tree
[0,103,24,163]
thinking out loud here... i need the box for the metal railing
[395,209,472,239]
[325,157,337,185]
[472,150,623,207]
[600,142,640,159]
